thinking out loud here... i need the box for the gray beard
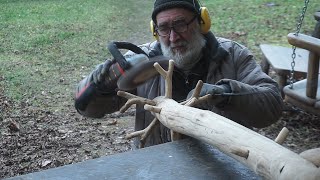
[160,28,206,71]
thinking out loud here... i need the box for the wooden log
[154,60,182,141]
[274,127,289,145]
[150,97,320,180]
[306,52,319,98]
[300,148,320,167]
[287,33,320,56]
[306,20,320,98]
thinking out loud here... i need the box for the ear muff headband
[150,20,159,41]
[150,6,211,40]
[199,7,211,34]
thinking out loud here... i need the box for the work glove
[91,59,117,92]
[187,83,231,98]
[187,83,231,109]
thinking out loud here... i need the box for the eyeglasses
[155,16,197,37]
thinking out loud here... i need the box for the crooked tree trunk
[119,59,319,179]
[149,97,320,180]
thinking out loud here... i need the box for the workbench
[7,138,261,180]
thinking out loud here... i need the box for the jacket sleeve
[215,44,283,128]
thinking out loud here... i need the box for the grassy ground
[207,0,319,59]
[0,0,153,107]
[1,0,319,104]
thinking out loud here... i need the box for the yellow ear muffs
[150,20,159,41]
[150,6,211,39]
[199,7,211,34]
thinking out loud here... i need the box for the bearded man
[75,0,283,148]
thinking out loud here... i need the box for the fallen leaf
[41,160,52,167]
[234,31,247,36]
[107,119,117,126]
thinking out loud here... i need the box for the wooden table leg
[261,58,270,74]
[278,75,287,98]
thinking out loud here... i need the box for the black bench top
[7,138,261,180]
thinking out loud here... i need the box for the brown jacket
[76,32,283,147]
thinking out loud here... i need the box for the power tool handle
[107,41,148,69]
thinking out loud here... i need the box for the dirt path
[0,93,135,178]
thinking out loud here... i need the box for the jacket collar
[187,31,229,77]
[203,31,229,66]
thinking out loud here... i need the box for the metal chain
[289,0,310,89]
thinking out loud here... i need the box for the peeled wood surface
[300,148,320,167]
[287,33,320,55]
[151,97,320,180]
